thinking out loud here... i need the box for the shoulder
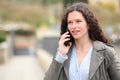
[93,41,115,52]
[93,41,116,59]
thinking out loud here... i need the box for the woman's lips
[72,30,80,35]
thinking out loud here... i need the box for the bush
[0,32,7,43]
[99,2,116,12]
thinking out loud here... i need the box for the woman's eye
[76,20,82,23]
[68,21,72,24]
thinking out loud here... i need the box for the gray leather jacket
[44,41,120,80]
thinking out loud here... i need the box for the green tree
[63,0,88,7]
[0,32,7,43]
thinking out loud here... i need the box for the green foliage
[91,3,120,25]
[63,0,88,7]
[0,0,62,28]
[0,1,48,28]
[41,0,61,4]
[0,32,7,43]
[100,2,116,12]
[0,0,61,4]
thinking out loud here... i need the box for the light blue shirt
[55,45,93,80]
[69,45,93,80]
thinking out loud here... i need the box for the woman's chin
[73,37,80,40]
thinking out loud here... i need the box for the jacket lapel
[89,41,106,79]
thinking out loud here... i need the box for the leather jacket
[44,41,120,80]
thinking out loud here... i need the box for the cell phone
[64,28,72,46]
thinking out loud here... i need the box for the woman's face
[67,11,89,40]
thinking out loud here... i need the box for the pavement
[0,56,45,80]
[0,34,53,80]
[36,49,52,71]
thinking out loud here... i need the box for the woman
[44,2,120,80]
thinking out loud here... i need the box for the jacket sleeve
[107,47,120,80]
[44,58,63,80]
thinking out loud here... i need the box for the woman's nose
[72,22,77,28]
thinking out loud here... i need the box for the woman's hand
[58,32,72,56]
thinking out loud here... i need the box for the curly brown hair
[60,2,111,46]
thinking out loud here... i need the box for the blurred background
[0,0,120,80]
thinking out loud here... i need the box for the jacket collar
[63,41,106,79]
[89,41,106,79]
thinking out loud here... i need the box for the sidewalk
[36,49,53,71]
[0,56,45,80]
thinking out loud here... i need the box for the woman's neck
[75,37,92,52]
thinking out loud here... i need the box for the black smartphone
[64,28,72,46]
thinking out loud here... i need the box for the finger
[62,32,69,37]
[59,38,70,45]
[62,35,70,40]
[60,33,70,40]
[62,38,70,43]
